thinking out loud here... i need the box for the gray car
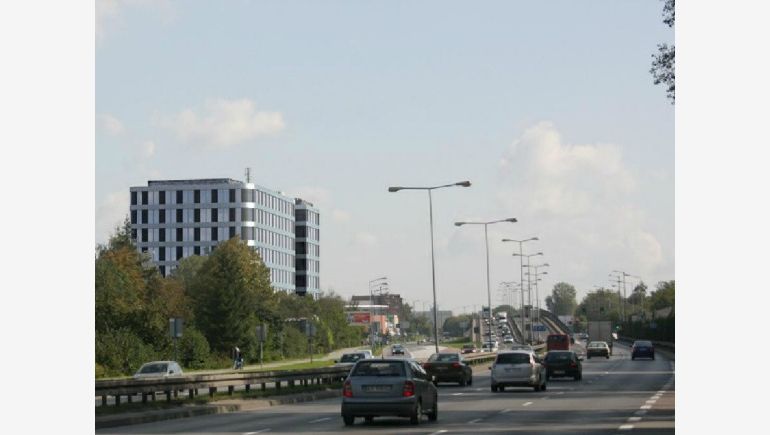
[341,358,438,426]
[490,350,547,392]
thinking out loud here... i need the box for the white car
[490,350,546,392]
[481,341,499,352]
[503,335,514,344]
[133,361,183,380]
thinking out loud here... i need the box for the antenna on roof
[245,167,251,183]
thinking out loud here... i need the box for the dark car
[631,340,655,360]
[391,344,406,355]
[422,352,473,386]
[543,351,582,381]
[341,359,438,426]
[586,341,611,359]
[461,344,478,354]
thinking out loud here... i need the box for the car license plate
[363,385,392,392]
[554,370,565,375]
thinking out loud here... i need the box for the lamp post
[455,218,518,344]
[513,251,543,343]
[528,263,549,324]
[611,270,634,323]
[501,238,538,343]
[389,181,471,354]
[368,277,387,353]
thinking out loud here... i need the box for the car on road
[546,333,571,351]
[509,344,534,351]
[503,335,514,344]
[481,341,499,352]
[489,350,546,392]
[334,352,373,370]
[631,340,655,360]
[543,350,582,380]
[341,358,438,426]
[391,344,406,355]
[586,341,611,359]
[133,361,183,380]
[422,352,473,386]
[461,344,478,354]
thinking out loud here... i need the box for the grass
[246,359,334,371]
[96,381,344,416]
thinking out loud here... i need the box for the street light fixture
[501,238,539,342]
[388,181,471,353]
[529,263,550,325]
[455,218,518,343]
[514,251,543,342]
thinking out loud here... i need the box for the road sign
[256,324,268,342]
[169,318,183,338]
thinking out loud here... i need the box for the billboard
[347,311,371,325]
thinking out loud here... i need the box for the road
[97,341,674,434]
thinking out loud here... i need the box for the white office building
[129,178,320,296]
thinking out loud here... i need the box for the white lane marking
[308,417,331,423]
[428,431,448,435]
[635,410,648,416]
[645,400,657,404]
[499,409,513,414]
[244,430,271,435]
[452,392,464,396]
[469,418,482,424]
[640,405,652,409]
[651,395,661,400]
[557,391,565,395]
[619,424,634,430]
[522,401,533,407]
[628,417,642,422]
[475,388,483,391]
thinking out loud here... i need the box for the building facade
[129,178,320,297]
[293,198,320,296]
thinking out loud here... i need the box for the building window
[141,209,148,224]
[194,246,200,255]
[159,191,166,205]
[241,208,255,222]
[296,243,306,255]
[176,227,183,242]
[131,191,137,205]
[296,209,307,222]
[176,190,183,204]
[241,188,255,203]
[176,208,183,223]
[211,208,218,222]
[211,189,218,203]
[297,259,307,271]
[296,275,307,287]
[194,189,200,203]
[159,247,165,261]
[296,226,306,238]
[159,209,165,224]
[211,227,218,241]
[141,228,148,242]
[194,227,200,241]
[194,208,200,223]
[131,229,137,240]
[131,210,137,224]
[141,191,148,205]
[159,265,166,276]
[229,189,235,203]
[241,226,255,240]
[159,228,165,242]
[176,246,183,260]
[229,208,236,222]
[229,226,236,239]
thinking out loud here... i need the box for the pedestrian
[233,346,243,370]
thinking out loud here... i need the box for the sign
[256,324,268,342]
[346,311,371,325]
[533,324,547,332]
[169,318,183,338]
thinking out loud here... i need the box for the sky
[95,0,675,314]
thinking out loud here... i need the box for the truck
[496,311,508,322]
[587,320,614,355]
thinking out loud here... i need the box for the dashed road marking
[428,431,448,435]
[308,417,331,423]
[557,391,565,395]
[452,392,464,396]
[640,405,652,410]
[469,418,482,424]
[499,409,513,414]
[523,401,533,407]
[628,417,642,422]
[645,399,657,404]
[635,410,647,416]
[619,424,634,430]
[244,430,271,434]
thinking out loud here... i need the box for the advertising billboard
[346,311,371,325]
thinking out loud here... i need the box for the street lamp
[455,218,518,343]
[389,181,471,353]
[513,251,543,342]
[611,270,635,322]
[501,237,538,343]
[368,277,387,353]
[529,263,550,324]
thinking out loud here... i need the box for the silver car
[341,359,438,426]
[490,350,546,392]
[133,361,183,380]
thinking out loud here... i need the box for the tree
[442,315,473,337]
[577,289,621,322]
[650,0,675,103]
[546,282,578,315]
[627,281,648,307]
[649,280,675,311]
[188,238,276,353]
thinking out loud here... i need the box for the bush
[96,328,155,377]
[178,327,211,370]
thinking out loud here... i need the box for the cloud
[164,99,285,148]
[96,0,174,44]
[137,140,155,159]
[97,113,125,136]
[332,209,351,223]
[96,190,130,245]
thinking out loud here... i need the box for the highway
[97,341,674,434]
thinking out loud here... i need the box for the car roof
[140,360,176,365]
[498,349,534,355]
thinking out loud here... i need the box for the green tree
[442,314,473,337]
[649,280,675,311]
[577,289,621,322]
[651,0,675,103]
[188,238,276,353]
[546,282,578,315]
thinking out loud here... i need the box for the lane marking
[475,388,483,391]
[557,391,565,395]
[522,401,533,407]
[452,393,464,396]
[308,417,331,423]
[635,410,648,416]
[469,418,482,424]
[628,417,642,422]
[499,409,513,414]
[640,405,652,409]
[619,424,634,430]
[428,431,448,435]
[244,430,271,434]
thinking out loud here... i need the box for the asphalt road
[97,341,674,434]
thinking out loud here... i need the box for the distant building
[128,177,320,297]
[416,310,453,329]
[351,293,403,316]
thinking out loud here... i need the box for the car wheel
[491,385,497,392]
[533,384,540,392]
[433,380,438,386]
[428,396,438,421]
[632,356,635,360]
[468,375,473,386]
[499,386,505,392]
[364,417,373,423]
[410,401,422,425]
[541,382,546,391]
[606,355,609,359]
[573,374,579,381]
[343,414,354,426]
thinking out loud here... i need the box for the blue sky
[96,0,674,312]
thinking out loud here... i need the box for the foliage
[651,0,675,103]
[95,328,156,377]
[649,280,675,311]
[442,314,473,337]
[576,289,621,322]
[177,326,210,369]
[545,282,578,315]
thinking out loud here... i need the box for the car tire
[499,386,505,392]
[433,380,438,386]
[573,374,579,381]
[541,382,546,391]
[632,356,636,360]
[343,414,354,426]
[428,396,438,422]
[606,355,609,359]
[410,401,422,425]
[468,375,473,386]
[533,384,540,392]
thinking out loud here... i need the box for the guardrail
[96,352,505,408]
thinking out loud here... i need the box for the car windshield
[138,363,168,374]
[340,353,364,363]
[589,342,606,348]
[351,361,405,377]
[635,341,653,347]
[546,352,572,361]
[428,353,460,362]
[496,353,531,364]
[548,335,567,343]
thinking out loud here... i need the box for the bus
[546,333,571,351]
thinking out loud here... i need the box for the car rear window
[545,352,572,361]
[429,354,460,362]
[635,341,653,347]
[340,353,365,363]
[548,335,568,343]
[496,353,531,364]
[138,363,167,374]
[351,361,406,377]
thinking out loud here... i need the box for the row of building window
[131,207,295,232]
[295,209,320,225]
[295,242,320,257]
[131,188,295,215]
[295,226,320,241]
[295,258,320,273]
[296,275,320,289]
[256,247,295,268]
[271,268,295,286]
[133,227,240,243]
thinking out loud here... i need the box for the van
[546,334,570,351]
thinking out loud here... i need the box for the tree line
[95,219,365,378]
